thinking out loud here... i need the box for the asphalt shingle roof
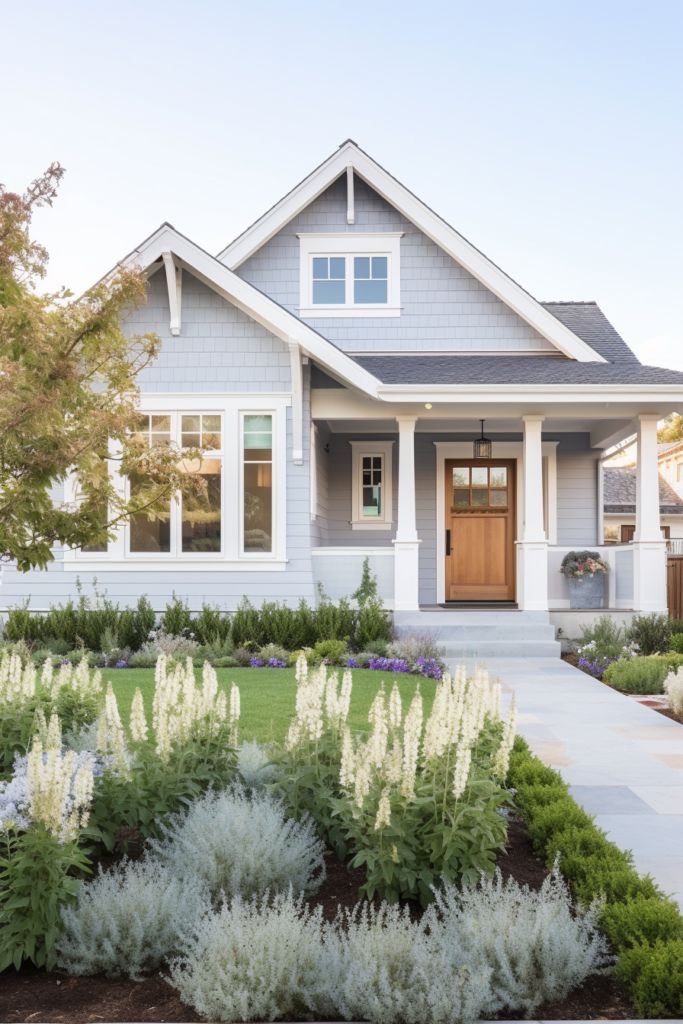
[603,467,683,514]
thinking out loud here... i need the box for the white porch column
[633,414,667,611]
[518,415,549,610]
[393,415,421,611]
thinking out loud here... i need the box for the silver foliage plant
[237,740,281,789]
[169,890,324,1022]
[148,785,326,900]
[56,858,208,979]
[425,868,611,1017]
[315,902,495,1024]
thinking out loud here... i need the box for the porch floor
[456,656,683,909]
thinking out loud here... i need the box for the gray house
[3,142,683,654]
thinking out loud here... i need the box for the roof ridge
[541,300,598,306]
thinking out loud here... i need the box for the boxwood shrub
[509,737,683,1017]
[603,653,683,694]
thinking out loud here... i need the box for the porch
[309,404,667,618]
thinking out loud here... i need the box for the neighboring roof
[218,141,605,364]
[541,302,640,365]
[352,353,683,387]
[604,467,683,514]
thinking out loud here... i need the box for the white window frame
[350,440,394,530]
[63,393,289,571]
[298,233,402,318]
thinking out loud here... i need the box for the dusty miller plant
[148,785,326,900]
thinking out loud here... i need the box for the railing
[667,538,683,556]
[547,544,634,609]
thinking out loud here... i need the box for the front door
[445,459,516,601]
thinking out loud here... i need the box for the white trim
[218,141,605,363]
[433,440,558,605]
[310,424,318,520]
[346,166,355,225]
[62,394,288,569]
[162,251,182,336]
[298,233,401,318]
[288,342,303,464]
[349,440,394,529]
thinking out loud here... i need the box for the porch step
[393,609,561,659]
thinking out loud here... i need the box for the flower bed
[2,649,668,1021]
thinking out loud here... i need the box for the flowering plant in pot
[560,550,609,609]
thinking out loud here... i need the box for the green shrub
[160,595,193,637]
[577,615,629,660]
[118,596,156,651]
[231,598,261,648]
[356,599,392,648]
[313,638,348,664]
[509,737,683,1016]
[315,597,355,642]
[601,897,683,950]
[193,604,230,646]
[3,603,46,645]
[670,632,683,654]
[626,612,672,655]
[615,940,683,1017]
[603,654,683,694]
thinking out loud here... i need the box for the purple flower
[415,657,443,680]
[115,659,128,669]
[346,657,360,668]
[249,657,264,668]
[367,657,411,674]
[266,657,287,668]
[578,655,618,680]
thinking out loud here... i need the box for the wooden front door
[445,459,516,601]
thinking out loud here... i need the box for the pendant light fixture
[473,419,492,459]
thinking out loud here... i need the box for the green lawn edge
[509,736,683,1018]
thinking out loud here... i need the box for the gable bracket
[346,165,355,224]
[162,251,182,336]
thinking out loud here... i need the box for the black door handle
[446,529,451,555]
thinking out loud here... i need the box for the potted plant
[560,550,609,609]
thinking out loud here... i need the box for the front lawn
[108,665,437,742]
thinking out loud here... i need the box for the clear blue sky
[3,0,682,366]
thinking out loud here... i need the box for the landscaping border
[508,737,683,1019]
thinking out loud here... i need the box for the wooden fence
[667,555,683,619]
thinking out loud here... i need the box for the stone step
[443,639,562,659]
[393,609,551,628]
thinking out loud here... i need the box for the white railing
[547,544,634,609]
[667,538,683,556]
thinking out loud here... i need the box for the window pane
[453,467,469,487]
[490,489,507,507]
[454,489,469,507]
[151,415,171,432]
[362,485,381,517]
[312,257,328,279]
[129,477,171,553]
[244,462,272,552]
[372,256,387,277]
[472,466,488,486]
[354,279,388,304]
[181,415,200,433]
[182,432,201,448]
[329,257,345,278]
[182,459,221,553]
[312,279,345,304]
[472,488,488,507]
[490,466,507,487]
[354,256,370,279]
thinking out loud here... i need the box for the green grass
[107,666,436,743]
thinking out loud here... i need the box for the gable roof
[119,223,381,395]
[604,467,683,515]
[542,302,640,364]
[217,141,605,364]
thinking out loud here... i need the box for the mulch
[0,816,635,1023]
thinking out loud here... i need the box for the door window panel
[450,465,510,510]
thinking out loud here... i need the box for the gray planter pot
[566,572,606,609]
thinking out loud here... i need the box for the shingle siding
[237,176,554,354]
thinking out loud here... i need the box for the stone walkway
[453,657,683,908]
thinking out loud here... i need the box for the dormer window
[299,233,401,317]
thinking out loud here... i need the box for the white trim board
[433,441,558,605]
[218,141,605,363]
